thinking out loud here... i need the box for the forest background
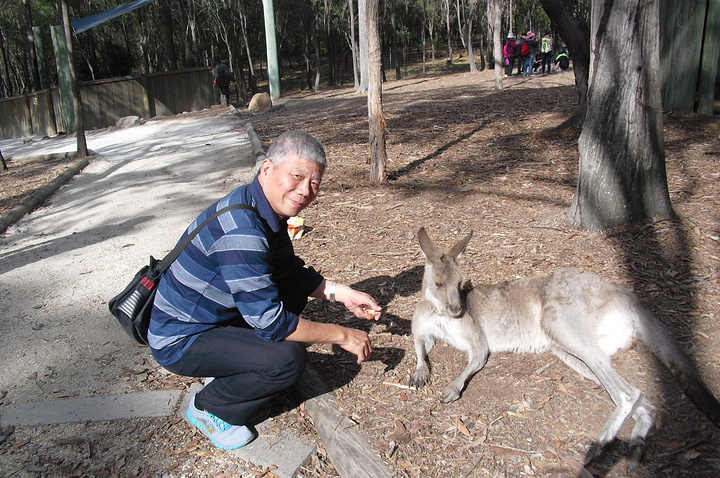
[1,0,553,101]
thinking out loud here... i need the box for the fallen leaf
[456,418,471,437]
[537,395,553,410]
[656,441,685,450]
[13,438,31,448]
[388,419,411,443]
[681,450,701,462]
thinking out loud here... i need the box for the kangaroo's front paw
[441,386,461,403]
[409,371,430,390]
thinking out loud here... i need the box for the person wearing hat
[214,54,235,106]
[521,31,537,76]
[503,33,518,77]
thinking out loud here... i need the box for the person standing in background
[214,54,235,106]
[540,32,554,75]
[504,34,517,77]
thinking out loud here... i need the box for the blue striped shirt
[148,176,324,366]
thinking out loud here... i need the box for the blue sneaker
[186,394,256,450]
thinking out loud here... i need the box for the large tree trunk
[539,0,590,128]
[567,0,675,231]
[60,0,87,157]
[367,0,386,183]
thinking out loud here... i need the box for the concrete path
[0,111,318,476]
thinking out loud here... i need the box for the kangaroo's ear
[417,227,440,261]
[449,230,473,260]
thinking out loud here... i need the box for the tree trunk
[567,0,675,231]
[313,5,321,92]
[466,0,479,73]
[489,0,502,89]
[136,9,151,73]
[539,0,590,128]
[445,0,453,62]
[238,6,256,96]
[61,0,87,158]
[348,0,359,88]
[159,0,178,71]
[390,0,401,79]
[23,0,41,92]
[367,0,386,183]
[357,0,369,93]
[0,27,13,97]
[422,0,427,74]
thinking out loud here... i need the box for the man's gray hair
[266,130,326,167]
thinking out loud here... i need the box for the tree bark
[539,0,590,128]
[60,0,87,158]
[567,0,675,230]
[367,0,386,183]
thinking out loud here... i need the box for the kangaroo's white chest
[414,307,479,354]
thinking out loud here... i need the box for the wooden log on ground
[292,365,392,478]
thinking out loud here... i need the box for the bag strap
[156,203,259,274]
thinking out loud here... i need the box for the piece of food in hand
[366,308,378,317]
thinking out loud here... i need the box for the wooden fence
[0,67,216,139]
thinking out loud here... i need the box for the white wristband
[328,281,337,302]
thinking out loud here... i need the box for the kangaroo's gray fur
[409,227,720,471]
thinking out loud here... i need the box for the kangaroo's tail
[636,300,720,427]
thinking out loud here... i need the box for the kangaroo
[409,227,720,471]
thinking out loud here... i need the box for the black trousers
[164,326,307,426]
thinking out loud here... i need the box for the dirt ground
[2,66,720,478]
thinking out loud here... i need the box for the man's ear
[260,158,273,176]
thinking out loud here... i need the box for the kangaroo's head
[417,227,473,318]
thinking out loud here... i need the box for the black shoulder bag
[108,203,259,345]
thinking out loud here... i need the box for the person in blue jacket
[148,130,382,450]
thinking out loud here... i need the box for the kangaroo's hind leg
[552,344,654,471]
[545,307,653,472]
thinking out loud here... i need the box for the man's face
[258,155,324,219]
